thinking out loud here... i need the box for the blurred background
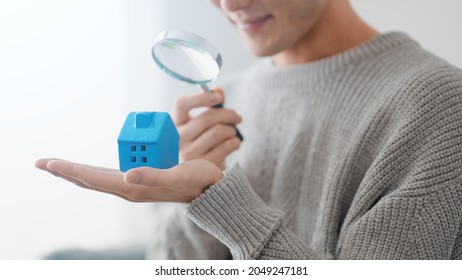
[1,0,461,259]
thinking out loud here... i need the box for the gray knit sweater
[147,32,462,260]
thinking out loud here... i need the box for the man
[36,0,462,259]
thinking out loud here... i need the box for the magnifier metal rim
[152,30,222,85]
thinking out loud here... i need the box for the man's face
[211,0,328,57]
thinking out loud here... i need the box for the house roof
[117,112,178,143]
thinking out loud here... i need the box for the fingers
[44,160,134,199]
[179,108,242,143]
[36,158,119,173]
[36,159,189,202]
[178,109,241,168]
[35,158,58,170]
[204,137,241,164]
[39,161,135,201]
[46,160,121,186]
[170,87,242,168]
[181,124,237,160]
[42,160,157,202]
[172,88,224,125]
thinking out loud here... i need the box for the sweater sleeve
[187,163,322,260]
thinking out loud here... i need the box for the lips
[235,15,272,31]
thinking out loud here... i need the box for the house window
[131,156,136,162]
[141,157,147,163]
[141,145,147,151]
[131,146,136,152]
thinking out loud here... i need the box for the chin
[250,49,272,57]
[237,29,285,57]
[246,42,280,57]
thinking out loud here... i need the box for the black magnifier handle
[200,84,243,141]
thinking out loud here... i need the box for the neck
[272,1,379,67]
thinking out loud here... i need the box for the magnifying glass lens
[153,38,220,84]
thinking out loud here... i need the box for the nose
[219,0,252,12]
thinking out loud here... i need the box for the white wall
[351,0,462,68]
[0,0,461,259]
[0,0,131,259]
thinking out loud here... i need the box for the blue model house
[118,112,179,172]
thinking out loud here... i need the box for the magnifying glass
[152,30,243,141]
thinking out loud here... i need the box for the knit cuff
[186,162,285,259]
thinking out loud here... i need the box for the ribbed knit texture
[146,32,462,260]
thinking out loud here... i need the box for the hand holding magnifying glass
[152,30,243,141]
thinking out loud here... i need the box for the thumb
[172,88,224,125]
[124,159,223,194]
